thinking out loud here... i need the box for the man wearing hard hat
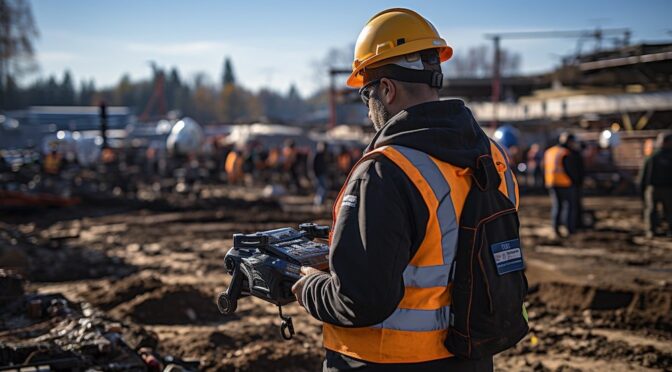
[292,8,524,371]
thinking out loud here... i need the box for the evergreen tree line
[1,57,319,125]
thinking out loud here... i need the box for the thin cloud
[125,41,227,56]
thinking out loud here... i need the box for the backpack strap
[472,155,501,192]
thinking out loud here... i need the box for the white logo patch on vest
[341,195,358,209]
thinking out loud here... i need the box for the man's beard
[369,95,392,132]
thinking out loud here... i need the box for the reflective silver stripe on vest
[403,263,450,288]
[394,146,458,269]
[372,306,451,331]
[491,141,517,206]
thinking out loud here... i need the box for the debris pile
[0,221,136,282]
[0,270,199,371]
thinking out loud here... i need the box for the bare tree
[313,43,521,86]
[0,0,39,91]
[444,44,521,78]
[311,44,353,89]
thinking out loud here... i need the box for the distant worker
[224,149,243,184]
[0,151,9,174]
[640,132,672,238]
[310,142,329,206]
[574,141,586,230]
[543,133,584,237]
[526,143,543,189]
[282,139,297,172]
[266,146,280,170]
[282,139,301,191]
[643,138,655,158]
[242,146,256,186]
[145,146,157,177]
[43,144,62,176]
[101,147,116,164]
[336,146,352,184]
[292,8,527,371]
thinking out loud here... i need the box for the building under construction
[453,42,672,129]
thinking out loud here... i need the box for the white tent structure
[226,124,305,148]
[166,117,204,155]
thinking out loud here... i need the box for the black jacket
[560,145,584,187]
[300,100,494,370]
[640,148,672,188]
[312,150,328,177]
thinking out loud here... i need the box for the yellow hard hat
[347,8,453,88]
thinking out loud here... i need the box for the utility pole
[328,68,351,128]
[99,101,108,149]
[491,35,501,128]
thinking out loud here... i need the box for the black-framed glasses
[358,79,381,107]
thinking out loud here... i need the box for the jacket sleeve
[562,151,582,186]
[300,156,427,327]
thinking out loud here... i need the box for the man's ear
[380,78,396,105]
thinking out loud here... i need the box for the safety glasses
[358,79,381,107]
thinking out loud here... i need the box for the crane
[139,61,168,122]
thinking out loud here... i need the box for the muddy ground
[1,186,671,371]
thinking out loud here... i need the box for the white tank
[74,136,103,167]
[166,117,204,155]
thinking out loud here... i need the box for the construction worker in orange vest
[291,8,520,371]
[543,132,583,237]
[43,143,63,176]
[225,149,243,184]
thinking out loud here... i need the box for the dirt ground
[1,186,671,371]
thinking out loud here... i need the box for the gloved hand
[291,266,322,307]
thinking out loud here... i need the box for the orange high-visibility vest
[282,147,297,171]
[266,148,280,168]
[102,148,116,164]
[543,145,572,188]
[337,152,353,173]
[225,152,243,183]
[323,141,518,364]
[43,153,62,175]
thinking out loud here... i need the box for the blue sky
[31,0,672,96]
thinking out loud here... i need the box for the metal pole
[491,36,501,128]
[99,101,108,149]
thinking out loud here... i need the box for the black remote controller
[216,223,330,340]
